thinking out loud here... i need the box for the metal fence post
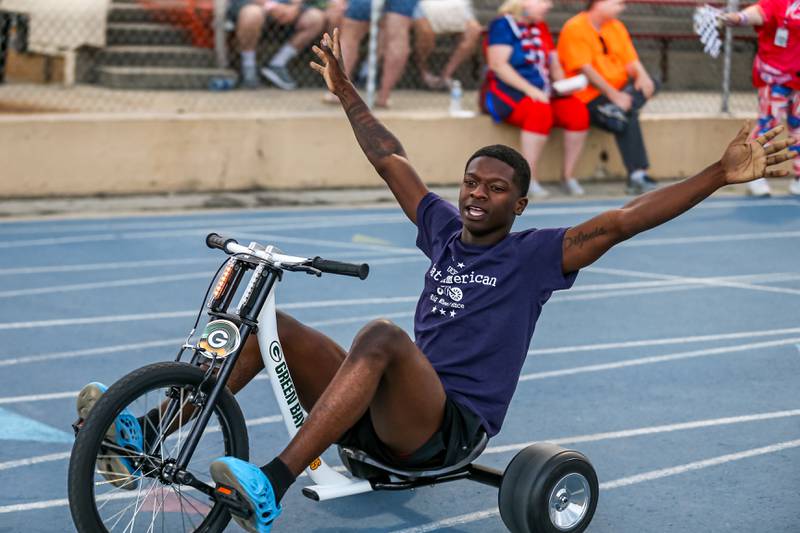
[366,0,384,109]
[213,0,229,68]
[0,12,11,84]
[721,0,739,113]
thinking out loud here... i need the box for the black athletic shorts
[336,396,485,469]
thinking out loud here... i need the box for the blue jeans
[345,0,418,21]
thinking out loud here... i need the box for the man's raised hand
[720,122,798,184]
[310,28,348,95]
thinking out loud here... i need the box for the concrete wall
[0,113,756,198]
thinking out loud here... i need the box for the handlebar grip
[311,257,370,280]
[206,233,238,251]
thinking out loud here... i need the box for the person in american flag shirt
[484,0,590,198]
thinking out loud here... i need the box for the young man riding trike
[68,28,797,533]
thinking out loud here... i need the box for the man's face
[595,0,625,19]
[458,156,528,239]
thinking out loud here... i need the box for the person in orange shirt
[557,0,659,194]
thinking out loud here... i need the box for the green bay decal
[199,320,241,358]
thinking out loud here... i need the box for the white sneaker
[746,178,771,197]
[563,178,585,196]
[789,178,800,196]
[529,179,550,199]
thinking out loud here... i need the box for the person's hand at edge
[608,88,632,111]
[634,71,655,99]
[721,122,798,184]
[310,28,349,97]
[525,86,550,103]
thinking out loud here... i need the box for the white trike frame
[225,240,374,501]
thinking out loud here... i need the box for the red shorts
[505,95,589,135]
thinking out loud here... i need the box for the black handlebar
[312,257,370,280]
[206,233,238,251]
[206,233,369,280]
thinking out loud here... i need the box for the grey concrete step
[96,65,237,90]
[106,23,191,46]
[98,45,217,68]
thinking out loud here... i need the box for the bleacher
[2,0,756,91]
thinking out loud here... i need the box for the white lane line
[528,326,800,356]
[601,438,800,489]
[1,267,790,331]
[391,438,800,533]
[0,258,213,276]
[571,272,800,292]
[2,224,798,253]
[0,255,425,298]
[519,337,800,381]
[230,232,418,254]
[621,230,800,247]
[0,391,77,405]
[484,409,800,454]
[4,198,793,236]
[0,213,407,236]
[0,224,417,252]
[0,311,417,367]
[0,296,419,331]
[2,407,798,509]
[0,250,415,277]
[0,338,185,367]
[1,319,797,376]
[0,234,117,248]
[0,414,285,472]
[587,266,800,297]
[0,452,72,471]
[0,272,212,299]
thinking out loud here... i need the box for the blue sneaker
[210,457,282,533]
[76,382,144,490]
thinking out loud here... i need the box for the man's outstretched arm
[560,123,798,273]
[310,30,428,223]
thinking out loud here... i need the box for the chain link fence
[0,0,757,114]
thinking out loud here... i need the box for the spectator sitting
[557,0,659,194]
[484,0,590,197]
[722,0,800,197]
[413,0,483,90]
[228,0,327,89]
[338,0,419,107]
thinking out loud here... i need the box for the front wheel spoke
[146,484,168,533]
[174,486,201,531]
[122,471,163,533]
[101,467,161,528]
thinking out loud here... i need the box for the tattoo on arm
[340,89,406,165]
[565,226,608,250]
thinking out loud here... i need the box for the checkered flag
[693,4,724,58]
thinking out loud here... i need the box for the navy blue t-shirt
[414,193,577,436]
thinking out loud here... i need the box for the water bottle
[209,77,236,91]
[449,80,463,116]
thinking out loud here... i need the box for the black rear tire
[68,362,249,533]
[499,443,598,533]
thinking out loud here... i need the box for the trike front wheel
[68,362,249,532]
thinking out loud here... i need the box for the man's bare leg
[236,4,267,85]
[440,19,482,84]
[278,318,446,476]
[226,311,346,410]
[340,18,370,78]
[413,18,441,89]
[376,13,413,107]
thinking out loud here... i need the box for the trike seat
[338,431,489,480]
